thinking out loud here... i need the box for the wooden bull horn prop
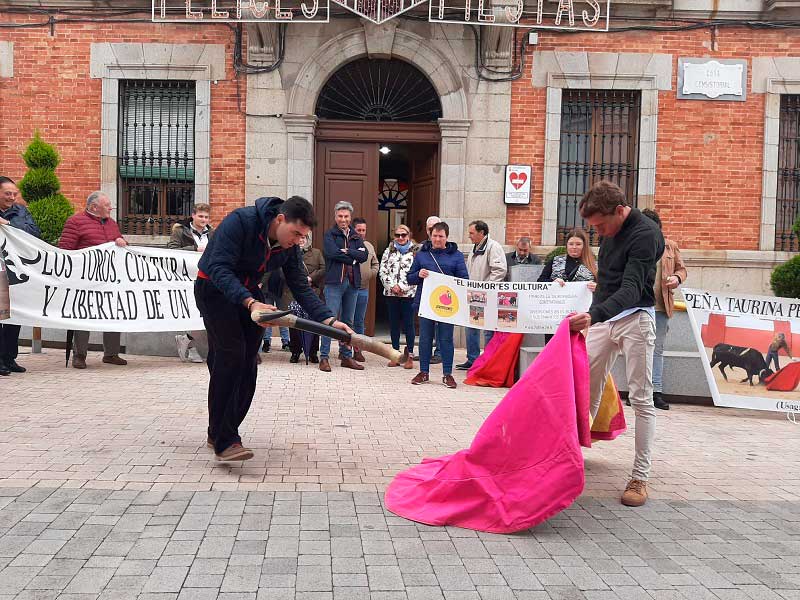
[251,308,402,363]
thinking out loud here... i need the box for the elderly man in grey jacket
[456,220,507,370]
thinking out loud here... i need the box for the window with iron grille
[118,80,196,236]
[776,95,800,252]
[556,89,641,245]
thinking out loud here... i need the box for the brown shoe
[319,358,331,372]
[341,357,364,370]
[387,358,400,367]
[443,374,457,389]
[411,372,429,385]
[102,355,128,366]
[403,354,414,370]
[72,355,87,370]
[353,349,366,363]
[621,479,648,507]
[215,443,254,461]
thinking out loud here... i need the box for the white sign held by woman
[418,271,592,334]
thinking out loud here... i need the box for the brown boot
[403,352,414,370]
[215,443,254,461]
[72,355,87,370]
[353,349,366,362]
[319,358,331,372]
[341,356,364,370]
[102,355,128,366]
[621,479,648,507]
[442,374,457,389]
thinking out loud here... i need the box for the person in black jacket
[0,177,41,376]
[568,181,664,508]
[195,196,351,461]
[318,201,368,373]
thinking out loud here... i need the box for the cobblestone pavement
[0,348,798,600]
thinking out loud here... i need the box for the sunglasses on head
[394,232,408,238]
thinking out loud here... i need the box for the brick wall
[507,26,800,250]
[0,17,245,225]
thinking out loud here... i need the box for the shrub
[793,215,800,240]
[22,131,60,171]
[544,246,566,264]
[770,255,800,299]
[18,167,60,203]
[28,194,74,246]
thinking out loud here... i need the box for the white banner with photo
[0,225,204,332]
[418,271,592,334]
[682,288,800,413]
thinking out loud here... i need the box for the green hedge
[28,194,74,246]
[22,131,60,171]
[19,167,60,204]
[771,255,800,299]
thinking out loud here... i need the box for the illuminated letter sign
[429,0,609,29]
[153,0,329,22]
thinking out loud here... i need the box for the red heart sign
[509,171,527,190]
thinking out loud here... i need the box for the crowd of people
[2,177,692,506]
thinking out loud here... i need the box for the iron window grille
[776,95,800,252]
[118,80,196,236]
[315,58,443,122]
[556,89,641,245]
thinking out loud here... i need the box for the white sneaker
[175,334,190,362]
[187,346,204,363]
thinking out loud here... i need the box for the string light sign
[430,0,610,29]
[152,0,329,22]
[152,0,610,27]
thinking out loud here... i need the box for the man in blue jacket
[0,177,41,376]
[407,221,468,389]
[196,196,352,461]
[319,201,368,373]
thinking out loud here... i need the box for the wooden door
[314,141,379,335]
[407,145,440,244]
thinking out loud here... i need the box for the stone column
[283,114,318,203]
[438,119,471,243]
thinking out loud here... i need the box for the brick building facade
[1,0,799,302]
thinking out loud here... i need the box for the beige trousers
[587,310,656,481]
[73,331,121,358]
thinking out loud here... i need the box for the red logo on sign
[509,171,527,190]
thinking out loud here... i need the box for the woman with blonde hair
[538,228,597,344]
[538,228,597,285]
[379,223,417,368]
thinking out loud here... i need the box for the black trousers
[0,323,21,364]
[194,279,265,454]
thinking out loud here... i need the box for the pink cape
[384,320,590,534]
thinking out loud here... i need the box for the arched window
[315,58,442,123]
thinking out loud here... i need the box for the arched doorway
[313,57,443,336]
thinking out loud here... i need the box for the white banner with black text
[0,225,204,332]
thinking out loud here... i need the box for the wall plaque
[678,58,747,102]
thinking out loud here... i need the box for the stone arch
[287,26,468,121]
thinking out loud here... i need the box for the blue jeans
[320,281,358,359]
[766,350,781,372]
[652,311,669,393]
[386,297,415,355]
[354,288,370,336]
[466,327,494,363]
[419,318,454,375]
[264,326,289,345]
